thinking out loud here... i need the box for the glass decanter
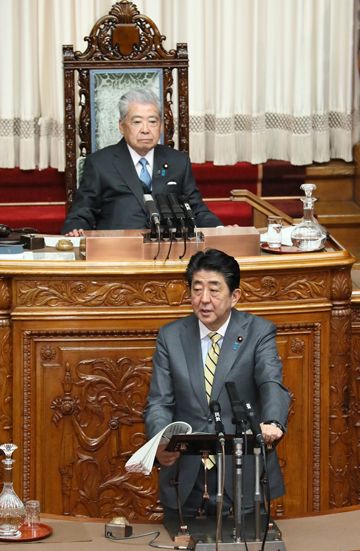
[290,183,327,251]
[0,443,25,537]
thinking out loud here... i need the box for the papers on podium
[125,421,192,475]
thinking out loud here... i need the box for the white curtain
[0,0,359,169]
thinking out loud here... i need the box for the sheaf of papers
[125,421,192,475]
[42,235,81,248]
[23,251,76,260]
[0,253,25,260]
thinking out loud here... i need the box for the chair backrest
[63,0,189,207]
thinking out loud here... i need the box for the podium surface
[0,234,356,521]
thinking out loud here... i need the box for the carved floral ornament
[0,279,11,310]
[47,355,157,518]
[17,279,191,307]
[331,269,352,301]
[16,274,330,308]
[241,274,327,301]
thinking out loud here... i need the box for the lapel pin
[160,163,168,177]
[232,336,243,350]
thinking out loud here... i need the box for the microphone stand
[253,446,262,542]
[225,383,249,545]
[215,438,225,547]
[232,428,246,543]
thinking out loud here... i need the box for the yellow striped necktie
[204,332,221,403]
[203,332,221,471]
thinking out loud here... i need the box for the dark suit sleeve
[179,155,223,227]
[61,156,102,233]
[144,327,176,439]
[253,321,291,429]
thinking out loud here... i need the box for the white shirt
[127,144,154,179]
[198,314,232,367]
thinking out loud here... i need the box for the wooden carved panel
[329,268,353,508]
[15,278,191,308]
[271,322,323,517]
[0,278,12,443]
[15,320,327,520]
[13,271,331,311]
[19,329,161,521]
[241,272,330,303]
[0,321,12,442]
[350,303,360,504]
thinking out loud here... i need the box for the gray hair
[118,88,162,121]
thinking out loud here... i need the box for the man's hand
[64,229,85,237]
[260,422,283,446]
[156,443,180,467]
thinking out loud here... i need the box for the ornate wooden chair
[63,0,189,207]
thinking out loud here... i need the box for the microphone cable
[155,193,175,261]
[179,224,187,260]
[167,192,187,259]
[153,221,161,261]
[165,227,174,262]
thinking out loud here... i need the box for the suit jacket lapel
[181,316,209,414]
[152,146,170,195]
[113,139,147,210]
[211,310,248,401]
[112,142,169,209]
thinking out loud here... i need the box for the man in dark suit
[144,249,290,519]
[61,88,222,236]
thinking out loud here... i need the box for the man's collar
[198,313,232,340]
[126,143,154,168]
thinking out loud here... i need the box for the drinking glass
[25,500,40,528]
[267,216,283,249]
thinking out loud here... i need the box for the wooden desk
[0,240,356,520]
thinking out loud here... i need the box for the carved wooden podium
[0,234,356,521]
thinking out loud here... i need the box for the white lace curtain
[0,0,359,169]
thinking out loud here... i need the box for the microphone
[243,401,265,446]
[155,194,175,236]
[167,193,186,232]
[225,382,247,426]
[166,182,191,259]
[180,197,196,225]
[167,182,196,238]
[210,400,226,445]
[179,197,196,239]
[143,194,160,228]
[166,183,185,230]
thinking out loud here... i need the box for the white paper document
[125,421,192,475]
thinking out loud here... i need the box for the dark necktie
[139,157,152,190]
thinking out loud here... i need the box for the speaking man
[144,248,290,520]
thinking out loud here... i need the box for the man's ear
[118,120,123,134]
[231,288,241,306]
